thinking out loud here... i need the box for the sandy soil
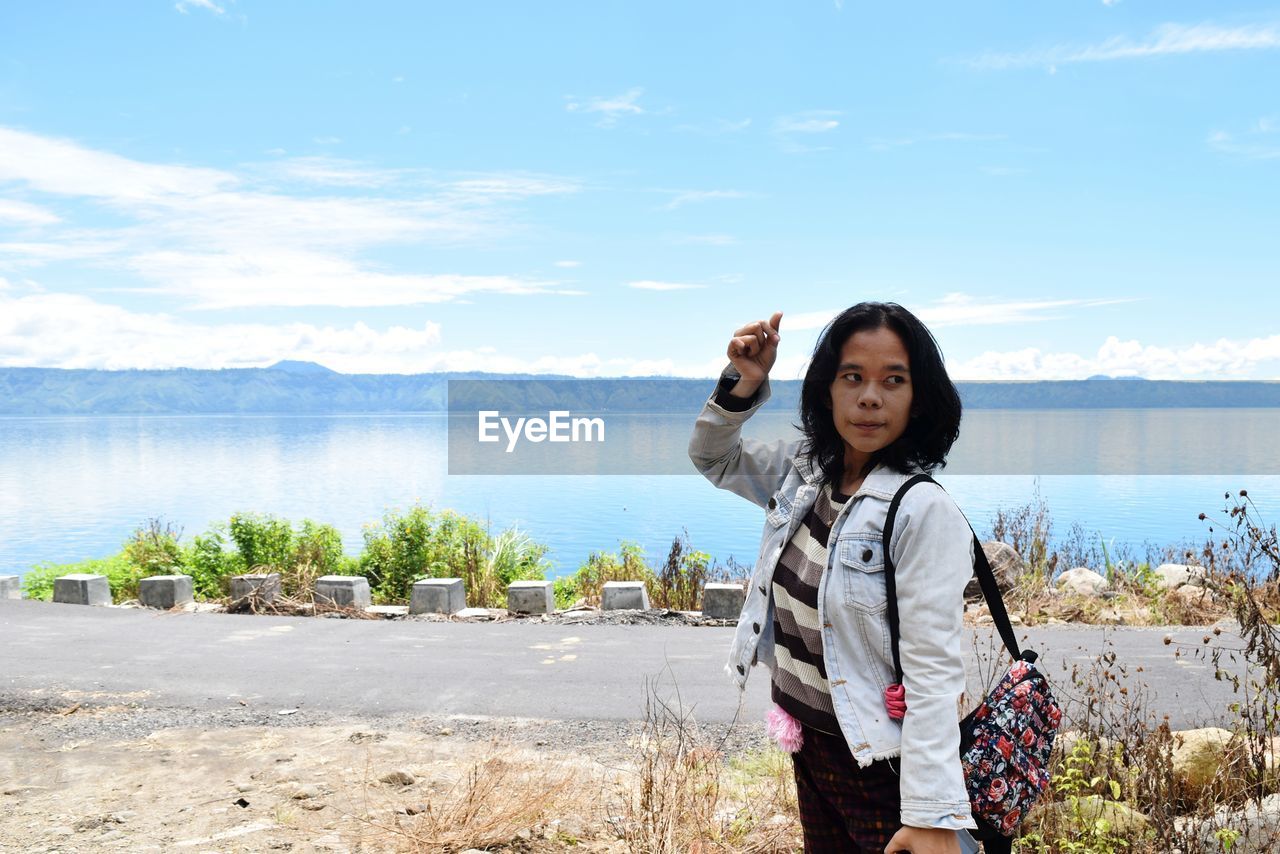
[0,693,775,854]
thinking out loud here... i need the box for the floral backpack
[883,475,1062,852]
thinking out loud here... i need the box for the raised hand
[726,311,783,386]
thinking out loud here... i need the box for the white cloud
[626,280,706,291]
[774,111,841,135]
[0,125,581,308]
[175,0,224,14]
[564,88,646,127]
[951,334,1280,380]
[0,290,444,373]
[774,295,1131,334]
[0,290,697,376]
[918,293,1135,327]
[0,199,61,225]
[662,189,754,210]
[1208,122,1280,160]
[969,22,1280,70]
[124,249,570,309]
[266,156,401,188]
[773,110,842,153]
[0,127,234,201]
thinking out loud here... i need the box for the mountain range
[1,361,1276,415]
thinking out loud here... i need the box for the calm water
[1,411,1276,580]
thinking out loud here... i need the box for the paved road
[0,600,1251,729]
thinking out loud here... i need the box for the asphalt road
[0,600,1253,729]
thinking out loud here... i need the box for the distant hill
[0,364,1277,414]
[267,360,339,375]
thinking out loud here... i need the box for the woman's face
[827,325,914,470]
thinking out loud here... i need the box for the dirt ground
[0,693,778,854]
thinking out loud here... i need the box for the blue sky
[0,1,1277,379]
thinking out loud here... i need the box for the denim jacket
[688,367,978,831]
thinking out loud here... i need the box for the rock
[965,542,1024,599]
[1034,796,1151,836]
[1056,567,1109,596]
[380,770,415,787]
[1172,727,1241,799]
[291,783,325,800]
[235,783,255,793]
[1155,563,1207,591]
[1168,584,1213,610]
[72,816,105,832]
[299,801,327,811]
[98,829,126,842]
[405,803,427,815]
[1095,607,1125,625]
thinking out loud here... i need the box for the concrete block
[315,575,371,608]
[507,580,555,615]
[701,583,745,620]
[0,575,20,600]
[410,578,466,615]
[230,573,281,606]
[139,574,194,609]
[602,580,650,610]
[53,574,112,606]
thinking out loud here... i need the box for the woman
[688,303,982,853]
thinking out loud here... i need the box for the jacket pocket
[839,536,887,611]
[765,490,793,528]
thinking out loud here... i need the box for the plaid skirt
[791,723,903,852]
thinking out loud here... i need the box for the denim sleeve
[687,364,796,510]
[889,484,979,831]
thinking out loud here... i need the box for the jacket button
[752,623,760,633]
[737,664,745,675]
[862,548,873,562]
[767,497,777,510]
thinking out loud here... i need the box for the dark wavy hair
[797,302,962,485]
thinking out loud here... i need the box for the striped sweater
[770,480,851,736]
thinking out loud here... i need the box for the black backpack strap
[883,474,1024,685]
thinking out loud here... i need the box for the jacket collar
[794,451,923,501]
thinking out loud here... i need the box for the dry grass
[329,677,802,853]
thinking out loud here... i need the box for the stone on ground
[410,577,465,615]
[507,580,555,615]
[138,574,195,609]
[1056,567,1109,596]
[601,581,650,610]
[701,583,745,620]
[53,574,112,606]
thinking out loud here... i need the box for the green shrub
[20,554,144,603]
[182,524,247,598]
[359,504,550,606]
[228,512,296,572]
[555,541,654,609]
[122,519,184,576]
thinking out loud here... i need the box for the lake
[2,410,1277,580]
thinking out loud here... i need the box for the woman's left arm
[890,483,979,832]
